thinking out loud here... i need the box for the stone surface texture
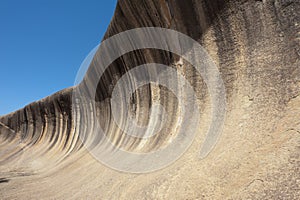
[0,0,299,199]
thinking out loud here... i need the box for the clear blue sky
[0,0,117,116]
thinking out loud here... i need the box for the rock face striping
[0,0,299,199]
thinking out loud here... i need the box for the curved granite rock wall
[0,0,299,199]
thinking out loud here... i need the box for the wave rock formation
[0,0,299,199]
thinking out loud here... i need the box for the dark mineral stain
[0,178,9,183]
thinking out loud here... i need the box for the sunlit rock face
[0,0,299,199]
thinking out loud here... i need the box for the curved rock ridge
[0,0,299,199]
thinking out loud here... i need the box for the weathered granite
[0,0,299,199]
